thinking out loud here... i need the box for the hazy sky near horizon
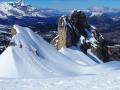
[1,0,120,10]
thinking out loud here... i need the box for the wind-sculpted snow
[0,25,120,78]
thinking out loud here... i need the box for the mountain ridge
[0,1,120,18]
[0,1,64,18]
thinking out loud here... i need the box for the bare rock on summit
[51,10,109,62]
[52,10,100,48]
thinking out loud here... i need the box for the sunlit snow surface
[0,71,120,90]
[0,25,120,89]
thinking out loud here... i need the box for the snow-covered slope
[0,25,120,78]
[1,70,120,90]
[59,47,102,65]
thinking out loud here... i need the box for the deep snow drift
[0,25,120,78]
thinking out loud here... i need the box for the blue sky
[1,0,120,10]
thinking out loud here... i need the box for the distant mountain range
[0,1,66,18]
[87,7,120,17]
[0,1,120,19]
[0,1,119,28]
[0,0,119,44]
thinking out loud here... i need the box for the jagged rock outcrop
[51,10,109,61]
[51,11,89,48]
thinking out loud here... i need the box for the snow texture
[0,25,120,79]
[0,71,120,90]
[0,25,120,89]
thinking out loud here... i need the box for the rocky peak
[51,10,109,62]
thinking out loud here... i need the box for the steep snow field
[0,25,120,79]
[0,25,120,89]
[59,47,102,65]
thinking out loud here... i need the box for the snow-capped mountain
[0,25,105,78]
[0,0,64,18]
[0,1,45,18]
[0,0,120,19]
[87,7,120,17]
